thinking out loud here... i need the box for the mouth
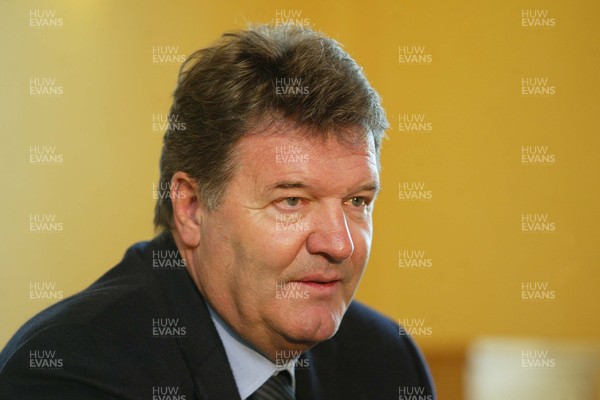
[297,281,340,291]
[292,275,343,292]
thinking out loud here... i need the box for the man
[0,25,434,399]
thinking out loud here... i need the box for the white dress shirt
[207,305,297,399]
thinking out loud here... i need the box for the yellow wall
[1,0,599,395]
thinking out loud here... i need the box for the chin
[280,303,344,345]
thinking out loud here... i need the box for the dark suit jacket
[0,233,435,399]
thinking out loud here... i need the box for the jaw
[264,300,346,351]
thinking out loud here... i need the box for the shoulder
[2,240,154,359]
[0,239,193,398]
[305,301,435,399]
[340,301,402,339]
[336,302,429,369]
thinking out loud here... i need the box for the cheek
[228,214,309,295]
[347,224,373,279]
[345,208,372,246]
[244,212,309,262]
[354,226,372,261]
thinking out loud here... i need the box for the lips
[294,274,342,284]
[288,274,342,295]
[298,281,339,290]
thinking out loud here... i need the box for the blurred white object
[466,337,600,400]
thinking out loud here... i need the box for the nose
[306,203,355,263]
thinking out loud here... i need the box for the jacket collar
[144,232,241,400]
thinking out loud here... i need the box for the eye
[347,197,369,208]
[273,196,308,212]
[286,197,300,206]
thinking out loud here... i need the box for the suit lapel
[146,234,241,400]
[296,351,326,400]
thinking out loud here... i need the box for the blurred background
[1,1,599,398]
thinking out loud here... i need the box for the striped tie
[248,371,295,400]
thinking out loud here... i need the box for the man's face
[191,124,379,356]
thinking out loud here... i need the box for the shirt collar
[207,305,297,399]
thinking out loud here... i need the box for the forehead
[237,119,378,153]
[230,124,379,193]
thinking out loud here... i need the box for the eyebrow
[359,182,381,193]
[267,181,309,191]
[266,181,380,194]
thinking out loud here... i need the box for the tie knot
[276,370,292,386]
[248,370,295,400]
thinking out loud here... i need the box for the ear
[170,171,203,248]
